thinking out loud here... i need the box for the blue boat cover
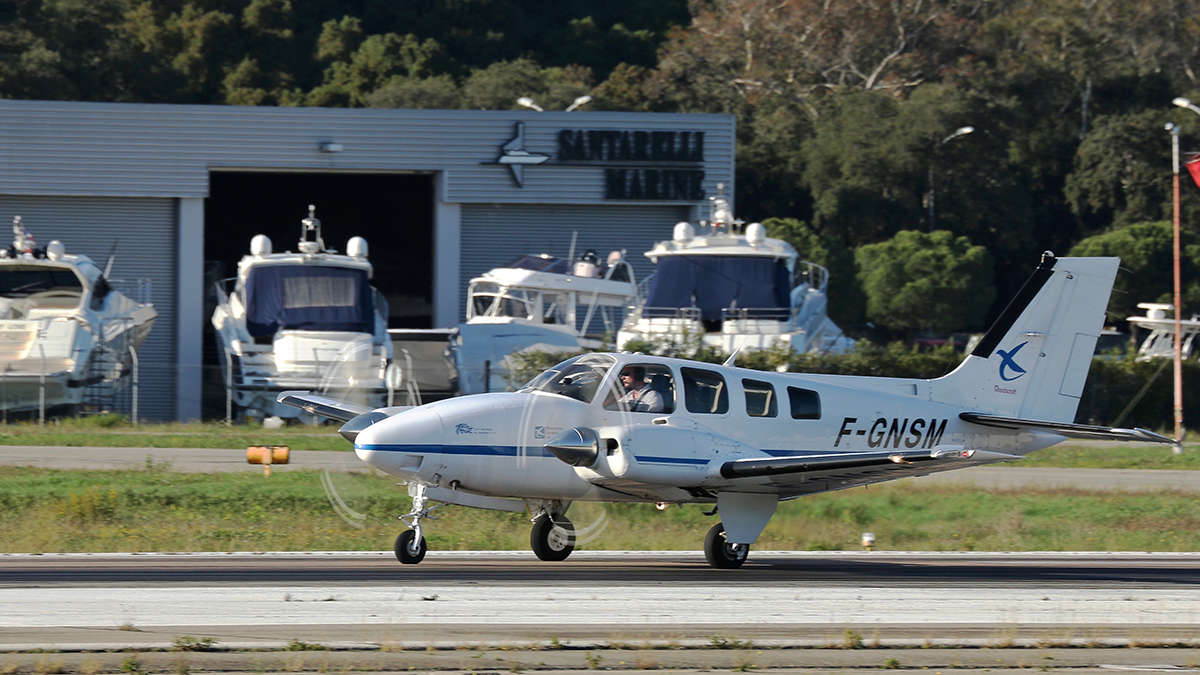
[645,255,789,322]
[244,265,374,338]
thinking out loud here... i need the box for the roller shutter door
[459,204,688,328]
[0,196,177,421]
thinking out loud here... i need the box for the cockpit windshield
[518,353,616,404]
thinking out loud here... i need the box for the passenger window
[603,364,675,414]
[682,367,728,414]
[787,386,821,420]
[742,379,777,417]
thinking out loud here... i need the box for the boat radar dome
[250,234,273,257]
[745,222,766,246]
[45,240,65,261]
[673,221,695,243]
[347,236,368,259]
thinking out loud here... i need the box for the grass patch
[1017,442,1200,470]
[0,467,1198,552]
[0,418,347,451]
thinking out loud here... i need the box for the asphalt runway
[0,552,1196,649]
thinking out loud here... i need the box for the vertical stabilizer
[932,253,1119,422]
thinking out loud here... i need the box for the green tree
[1064,111,1173,232]
[855,230,995,335]
[460,59,593,111]
[1068,221,1200,321]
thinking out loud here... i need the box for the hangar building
[0,100,735,420]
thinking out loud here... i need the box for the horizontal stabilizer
[276,391,371,423]
[959,412,1177,445]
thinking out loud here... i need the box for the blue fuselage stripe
[357,443,829,463]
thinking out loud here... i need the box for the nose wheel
[530,511,575,561]
[394,482,439,565]
[395,528,427,564]
[704,522,748,569]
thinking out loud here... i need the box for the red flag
[1187,154,1200,190]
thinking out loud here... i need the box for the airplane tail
[932,253,1119,422]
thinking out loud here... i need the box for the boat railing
[108,278,154,305]
[793,260,830,294]
[721,307,791,322]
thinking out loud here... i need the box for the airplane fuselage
[353,353,1057,504]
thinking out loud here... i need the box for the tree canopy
[4,0,1200,331]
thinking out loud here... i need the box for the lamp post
[566,95,593,112]
[516,96,543,112]
[927,126,975,231]
[1169,95,1200,446]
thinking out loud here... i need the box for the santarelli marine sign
[488,122,706,201]
[557,129,706,201]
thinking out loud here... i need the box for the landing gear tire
[394,529,427,564]
[530,513,575,561]
[704,522,748,569]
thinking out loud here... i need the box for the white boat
[616,193,852,354]
[0,216,156,415]
[212,206,396,420]
[442,250,638,394]
[1126,302,1200,360]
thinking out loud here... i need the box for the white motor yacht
[212,206,395,419]
[617,193,853,354]
[442,249,638,393]
[1127,302,1200,360]
[0,216,156,415]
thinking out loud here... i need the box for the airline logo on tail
[997,341,1028,381]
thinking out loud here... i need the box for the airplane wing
[276,391,371,423]
[720,449,942,479]
[959,412,1177,445]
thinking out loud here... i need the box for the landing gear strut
[395,483,437,564]
[530,505,575,561]
[704,522,748,569]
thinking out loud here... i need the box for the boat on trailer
[211,206,398,420]
[0,216,156,417]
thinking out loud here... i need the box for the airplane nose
[354,406,444,471]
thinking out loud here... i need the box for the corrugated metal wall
[460,203,688,327]
[0,196,177,420]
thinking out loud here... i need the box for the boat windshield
[646,255,790,322]
[518,353,616,404]
[244,264,373,337]
[0,266,84,310]
[504,254,569,274]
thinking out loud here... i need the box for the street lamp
[926,126,975,231]
[1167,95,1200,446]
[566,95,593,112]
[516,96,544,112]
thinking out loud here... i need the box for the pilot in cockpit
[615,365,665,413]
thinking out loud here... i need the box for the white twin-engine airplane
[280,253,1174,568]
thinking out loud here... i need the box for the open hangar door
[202,171,434,419]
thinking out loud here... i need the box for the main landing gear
[530,507,575,562]
[392,486,576,565]
[704,522,749,569]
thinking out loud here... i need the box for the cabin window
[682,367,729,414]
[603,364,675,414]
[787,386,821,420]
[742,378,777,417]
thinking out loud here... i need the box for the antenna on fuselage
[722,346,743,367]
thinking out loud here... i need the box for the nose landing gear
[395,482,440,565]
